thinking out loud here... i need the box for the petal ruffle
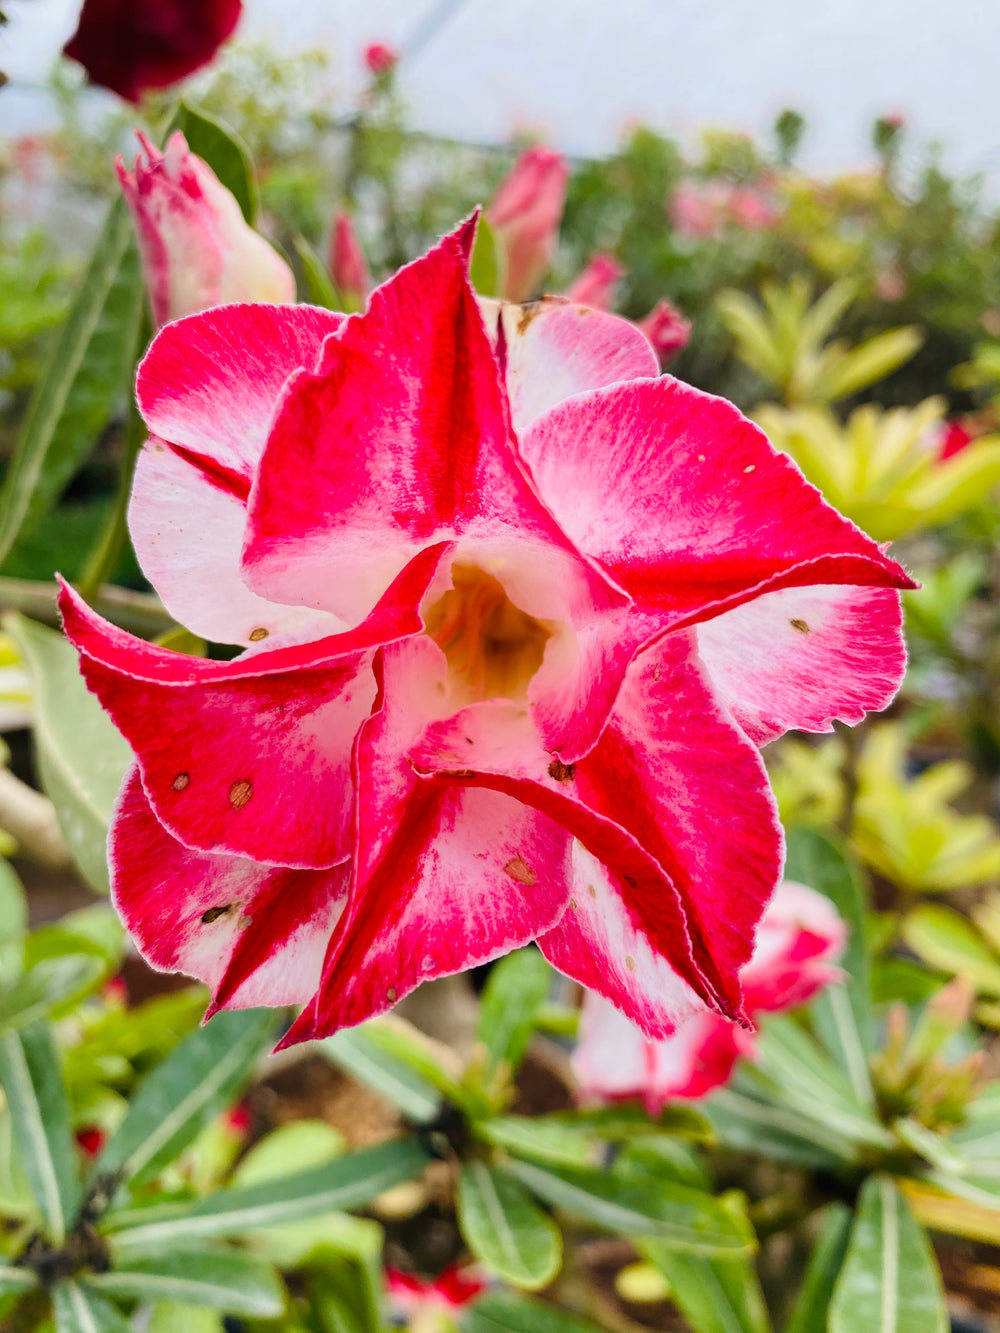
[285,638,573,1041]
[59,548,443,867]
[111,765,346,1009]
[243,224,627,630]
[518,376,916,627]
[695,584,906,745]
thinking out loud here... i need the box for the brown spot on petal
[229,780,253,809]
[568,897,577,911]
[790,619,810,634]
[236,914,253,930]
[441,768,476,780]
[504,855,536,886]
[248,627,269,642]
[587,884,597,899]
[201,904,231,924]
[625,955,636,972]
[516,301,544,334]
[547,758,575,783]
[387,987,397,1002]
[172,772,190,791]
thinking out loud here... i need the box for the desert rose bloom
[387,1265,487,1328]
[63,0,241,103]
[488,147,569,301]
[573,880,847,1111]
[364,42,399,77]
[564,254,624,312]
[61,219,912,1044]
[329,211,371,310]
[637,299,691,369]
[117,131,295,328]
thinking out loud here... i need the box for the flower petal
[286,638,573,1041]
[243,223,626,629]
[696,584,906,745]
[59,549,444,867]
[518,376,915,627]
[111,765,346,1009]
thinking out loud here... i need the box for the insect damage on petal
[504,855,537,886]
[229,779,253,808]
[790,618,810,633]
[173,771,191,790]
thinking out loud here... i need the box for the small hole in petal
[201,904,231,924]
[790,618,810,634]
[172,772,190,791]
[248,627,269,642]
[625,955,636,972]
[229,780,253,809]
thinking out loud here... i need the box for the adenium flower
[63,0,241,103]
[573,880,847,1111]
[61,219,912,1045]
[329,211,371,310]
[117,131,295,328]
[488,147,569,302]
[564,254,623,312]
[636,299,691,369]
[386,1265,487,1320]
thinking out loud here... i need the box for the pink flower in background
[573,880,847,1112]
[564,253,624,312]
[387,1265,488,1317]
[728,184,779,231]
[488,147,569,301]
[117,131,295,327]
[364,42,399,77]
[329,211,371,310]
[62,220,911,1045]
[669,180,779,239]
[637,298,691,368]
[936,419,975,461]
[64,0,241,103]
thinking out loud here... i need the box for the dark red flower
[63,0,242,103]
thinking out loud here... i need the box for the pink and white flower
[488,148,569,302]
[61,219,911,1044]
[573,880,847,1111]
[116,131,295,328]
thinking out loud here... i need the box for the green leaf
[463,1291,607,1333]
[0,859,26,976]
[0,200,142,568]
[92,1247,284,1317]
[176,104,257,223]
[93,1008,274,1187]
[504,1157,753,1254]
[5,614,132,893]
[477,946,552,1073]
[232,1120,345,1188]
[52,1280,132,1333]
[458,1161,562,1290]
[640,1241,772,1333]
[292,235,340,309]
[545,1102,713,1143]
[829,1176,947,1333]
[477,1115,594,1168]
[148,1302,223,1333]
[469,215,500,298]
[0,955,105,1036]
[0,1024,78,1242]
[0,1264,37,1295]
[105,1139,428,1248]
[319,1024,441,1123]
[704,1084,857,1168]
[902,904,1000,996]
[785,1203,852,1333]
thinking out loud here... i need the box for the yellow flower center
[424,562,553,703]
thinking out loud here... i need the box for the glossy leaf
[477,946,552,1073]
[5,614,132,893]
[477,1115,594,1168]
[91,1247,284,1316]
[640,1240,772,1333]
[231,1119,345,1188]
[0,955,105,1036]
[52,1280,132,1333]
[0,1024,78,1242]
[319,1025,441,1123]
[463,1290,607,1333]
[0,200,141,568]
[458,1161,562,1289]
[93,1008,274,1187]
[704,1083,858,1168]
[785,1203,852,1333]
[902,904,1000,996]
[176,104,257,223]
[105,1139,428,1249]
[505,1157,753,1254]
[829,1176,946,1333]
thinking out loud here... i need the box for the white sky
[2,0,1000,182]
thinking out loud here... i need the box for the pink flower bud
[565,253,623,312]
[364,43,399,77]
[116,130,295,328]
[487,147,569,302]
[637,299,692,368]
[329,212,371,309]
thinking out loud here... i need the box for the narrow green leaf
[785,1203,852,1333]
[177,104,257,222]
[5,614,132,893]
[0,955,105,1036]
[640,1241,772,1333]
[94,1008,274,1187]
[0,1264,37,1295]
[469,215,500,297]
[92,1247,284,1317]
[477,946,552,1073]
[902,904,1000,996]
[463,1291,607,1333]
[52,1280,131,1333]
[105,1139,428,1248]
[458,1161,561,1290]
[0,1024,78,1242]
[504,1157,753,1254]
[0,199,141,568]
[704,1084,858,1168]
[293,235,340,309]
[0,859,27,976]
[477,1115,594,1168]
[148,1302,223,1333]
[829,1176,947,1333]
[319,1025,441,1123]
